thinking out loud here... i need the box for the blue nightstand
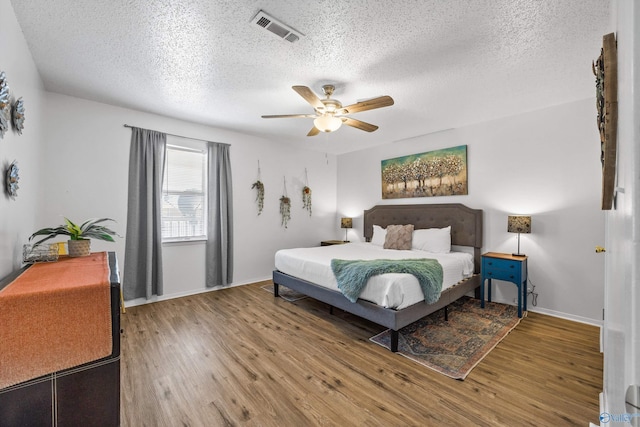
[481,252,528,318]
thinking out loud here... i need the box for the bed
[272,203,483,352]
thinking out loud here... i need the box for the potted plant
[29,217,120,257]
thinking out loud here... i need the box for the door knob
[595,246,606,253]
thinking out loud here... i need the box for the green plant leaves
[29,217,120,246]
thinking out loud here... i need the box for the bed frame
[272,203,483,352]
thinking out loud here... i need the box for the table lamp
[507,215,531,257]
[341,217,352,242]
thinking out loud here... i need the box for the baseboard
[598,391,605,427]
[488,296,603,328]
[126,281,603,332]
[527,306,603,328]
[124,276,272,308]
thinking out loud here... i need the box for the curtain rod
[123,124,230,146]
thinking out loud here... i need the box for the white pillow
[412,226,451,253]
[371,225,387,246]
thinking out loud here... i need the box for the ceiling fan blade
[261,114,317,119]
[292,86,325,110]
[337,95,394,115]
[307,126,320,137]
[342,117,379,132]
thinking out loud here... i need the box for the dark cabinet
[0,252,121,427]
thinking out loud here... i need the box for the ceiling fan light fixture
[262,85,393,136]
[314,115,342,132]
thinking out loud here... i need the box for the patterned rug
[370,296,521,380]
[261,284,308,302]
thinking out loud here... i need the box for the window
[161,139,207,241]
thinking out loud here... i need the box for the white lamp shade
[314,115,342,132]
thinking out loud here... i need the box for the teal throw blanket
[330,258,443,304]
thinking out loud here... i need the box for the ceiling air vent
[251,10,303,43]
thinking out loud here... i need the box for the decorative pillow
[412,226,451,253]
[383,224,414,250]
[371,225,387,246]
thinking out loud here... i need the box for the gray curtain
[206,142,233,287]
[123,127,166,300]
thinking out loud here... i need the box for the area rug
[261,284,308,302]
[370,296,521,380]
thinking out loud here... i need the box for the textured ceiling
[10,0,612,154]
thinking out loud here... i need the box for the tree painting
[381,145,468,199]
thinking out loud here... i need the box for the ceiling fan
[262,85,394,136]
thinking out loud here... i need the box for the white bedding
[274,242,474,310]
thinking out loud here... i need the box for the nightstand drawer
[482,257,520,272]
[483,268,520,282]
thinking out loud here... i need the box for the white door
[601,1,639,424]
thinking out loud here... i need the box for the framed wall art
[381,145,468,199]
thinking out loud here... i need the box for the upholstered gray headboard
[363,203,483,273]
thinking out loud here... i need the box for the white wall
[337,99,605,323]
[40,92,337,304]
[0,0,46,278]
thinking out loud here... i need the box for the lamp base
[512,253,527,257]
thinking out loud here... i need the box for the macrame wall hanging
[251,160,264,215]
[280,177,291,228]
[302,168,312,216]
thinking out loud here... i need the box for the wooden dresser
[0,251,121,426]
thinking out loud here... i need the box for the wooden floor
[120,281,603,426]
